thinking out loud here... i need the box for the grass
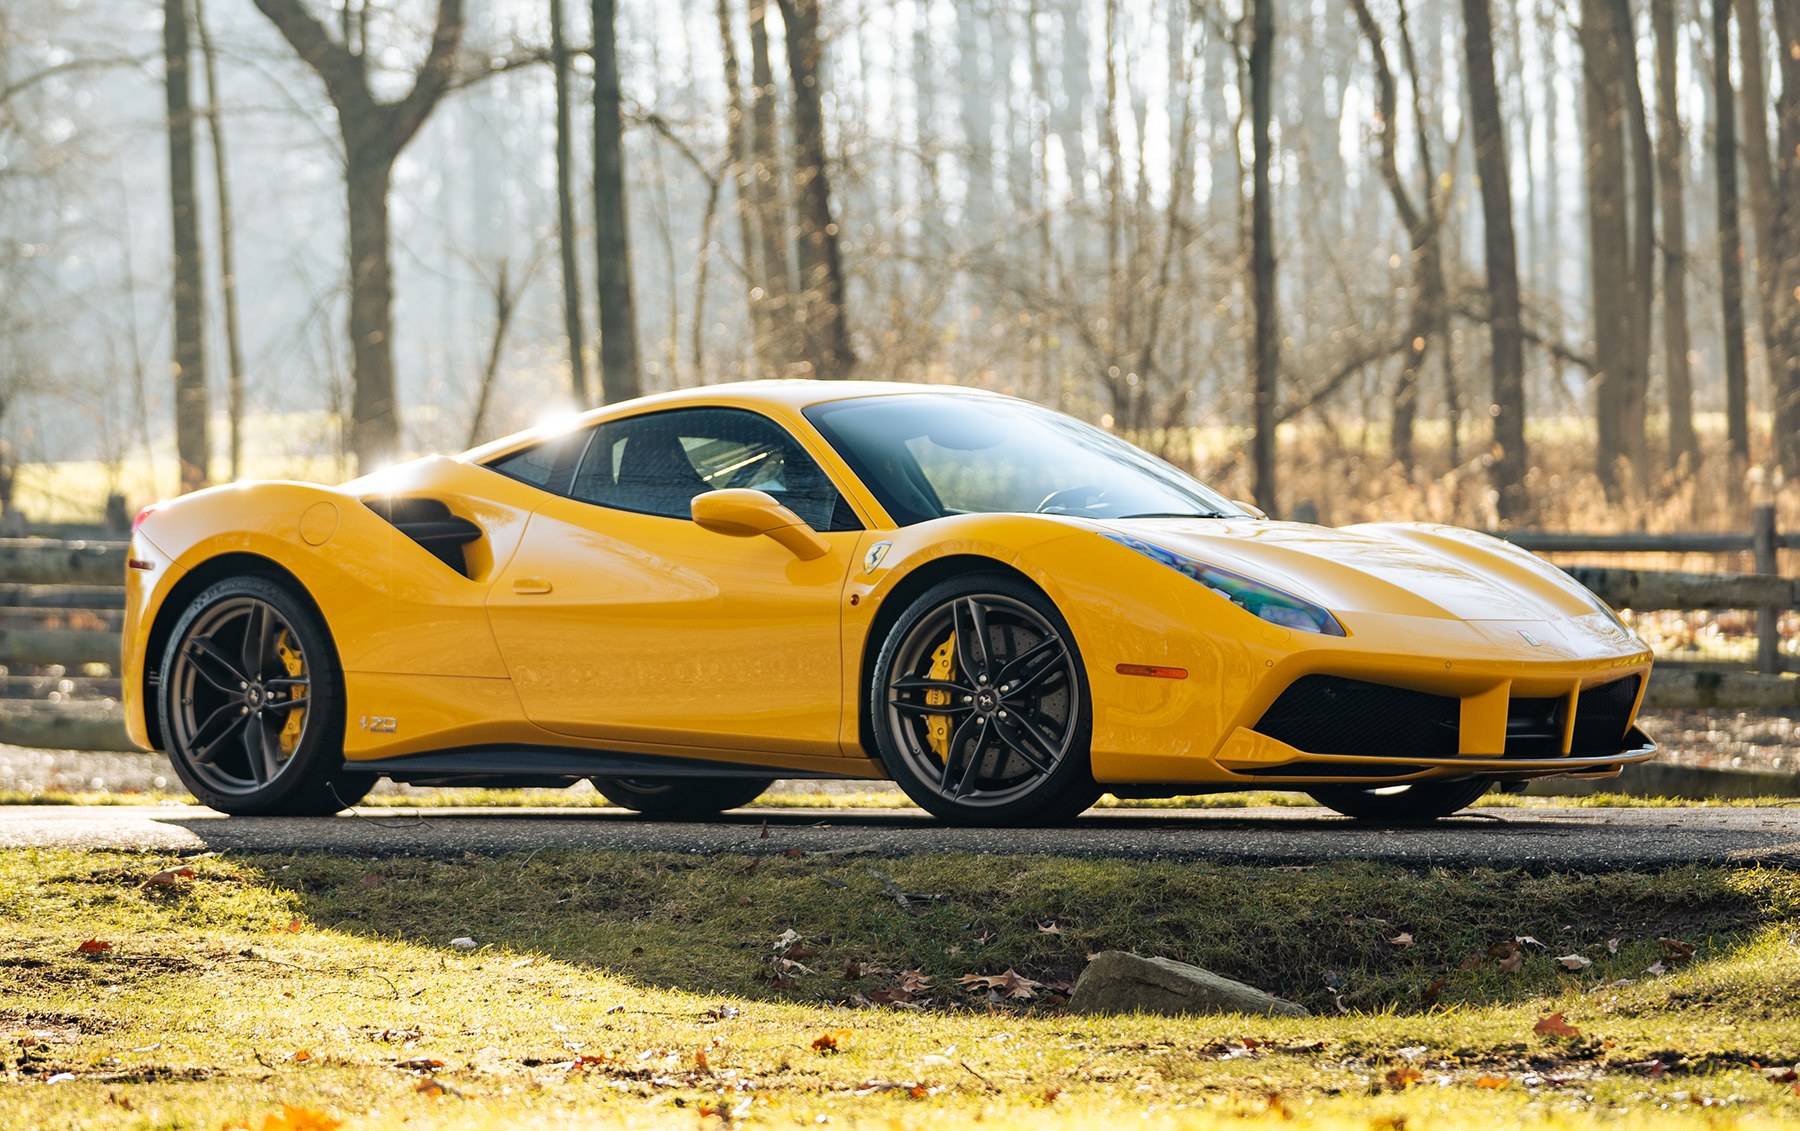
[5,847,1800,1128]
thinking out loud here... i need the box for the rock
[1067,951,1309,1018]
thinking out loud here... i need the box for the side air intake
[363,497,482,577]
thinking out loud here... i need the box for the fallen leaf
[1385,1065,1422,1089]
[142,866,197,888]
[1473,1074,1509,1089]
[1557,954,1593,970]
[1643,960,1668,977]
[1658,937,1698,962]
[1761,1065,1798,1084]
[414,1076,463,1098]
[1388,932,1414,948]
[1044,1086,1064,1102]
[1423,976,1447,1003]
[258,1106,343,1131]
[76,939,112,955]
[397,1056,444,1070]
[1036,920,1063,935]
[1606,937,1621,954]
[1515,936,1545,949]
[897,969,933,993]
[283,919,302,933]
[1533,1012,1581,1039]
[290,1049,313,1063]
[1497,950,1524,974]
[812,1029,852,1053]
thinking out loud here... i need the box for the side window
[570,408,858,531]
[484,429,588,491]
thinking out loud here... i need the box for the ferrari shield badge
[863,541,892,574]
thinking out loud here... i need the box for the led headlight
[1103,533,1346,636]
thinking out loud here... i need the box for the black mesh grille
[1253,675,1459,757]
[1570,676,1640,755]
[1505,696,1565,757]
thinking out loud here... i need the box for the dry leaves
[1388,932,1414,949]
[76,939,112,955]
[255,1106,342,1131]
[957,968,1043,1001]
[811,1030,852,1053]
[1533,1012,1582,1039]
[414,1076,463,1098]
[1556,954,1593,971]
[142,866,197,889]
[1473,1074,1510,1089]
[1384,1065,1422,1089]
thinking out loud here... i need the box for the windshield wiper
[1113,511,1229,520]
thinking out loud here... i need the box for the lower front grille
[1504,696,1565,757]
[1253,675,1460,757]
[1570,676,1641,755]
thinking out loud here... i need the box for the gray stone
[1067,951,1309,1018]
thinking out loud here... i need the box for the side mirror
[1233,500,1268,519]
[691,489,830,561]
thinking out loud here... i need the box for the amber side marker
[1116,663,1188,679]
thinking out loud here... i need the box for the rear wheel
[870,573,1100,826]
[1305,778,1493,823]
[589,776,774,818]
[159,576,373,815]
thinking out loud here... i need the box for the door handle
[512,577,553,595]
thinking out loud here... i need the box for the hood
[1095,518,1601,622]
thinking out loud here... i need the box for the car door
[486,406,864,757]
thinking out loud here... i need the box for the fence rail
[0,523,1792,753]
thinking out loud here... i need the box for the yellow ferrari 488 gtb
[122,381,1654,825]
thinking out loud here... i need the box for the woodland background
[1,0,1797,531]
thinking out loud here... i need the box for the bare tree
[777,0,855,378]
[1713,0,1750,463]
[193,0,246,481]
[1761,0,1800,473]
[747,0,799,374]
[1651,0,1696,468]
[164,0,208,493]
[1249,0,1279,515]
[591,0,640,404]
[1618,0,1655,475]
[551,0,588,406]
[1348,0,1446,473]
[251,0,465,471]
[1581,0,1638,490]
[1462,0,1528,519]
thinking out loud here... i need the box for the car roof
[460,379,1010,463]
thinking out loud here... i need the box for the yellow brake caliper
[276,629,307,754]
[925,632,957,760]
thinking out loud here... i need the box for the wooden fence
[0,520,1793,752]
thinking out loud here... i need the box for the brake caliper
[276,629,306,754]
[925,632,956,759]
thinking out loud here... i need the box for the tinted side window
[484,429,588,491]
[570,408,856,531]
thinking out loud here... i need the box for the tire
[590,776,774,818]
[870,572,1101,826]
[158,576,373,815]
[1306,778,1494,823]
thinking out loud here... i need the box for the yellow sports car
[122,381,1654,825]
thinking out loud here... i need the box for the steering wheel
[1036,485,1109,515]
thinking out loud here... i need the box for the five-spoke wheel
[871,574,1099,825]
[159,577,371,815]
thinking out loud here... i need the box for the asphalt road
[2,803,1798,869]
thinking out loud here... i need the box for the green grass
[4,848,1800,1128]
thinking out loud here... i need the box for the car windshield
[803,393,1246,526]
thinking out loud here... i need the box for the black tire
[870,572,1101,826]
[1306,778,1494,823]
[589,776,774,818]
[158,575,373,815]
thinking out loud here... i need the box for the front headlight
[1103,534,1345,636]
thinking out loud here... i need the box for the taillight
[132,504,159,534]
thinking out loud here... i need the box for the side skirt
[343,745,854,787]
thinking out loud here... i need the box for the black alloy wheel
[872,573,1100,825]
[159,576,372,815]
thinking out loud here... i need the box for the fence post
[1752,504,1780,675]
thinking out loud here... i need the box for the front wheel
[1306,778,1493,823]
[158,576,373,815]
[590,776,774,818]
[870,573,1100,826]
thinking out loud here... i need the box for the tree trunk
[718,0,770,373]
[1463,0,1528,521]
[551,0,588,406]
[164,0,209,493]
[1249,0,1279,516]
[1581,0,1633,491]
[747,0,798,374]
[591,0,640,404]
[344,140,399,464]
[777,0,854,379]
[193,0,244,482]
[1769,0,1800,474]
[1713,0,1751,463]
[1652,0,1697,469]
[1734,0,1779,370]
[252,0,466,473]
[1618,0,1655,476]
